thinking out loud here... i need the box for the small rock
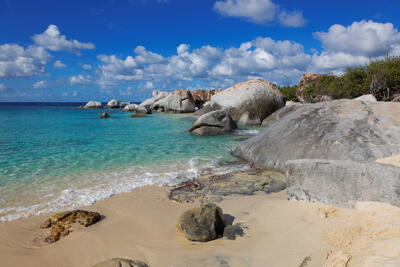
[177,204,226,242]
[130,113,147,118]
[99,112,110,118]
[223,223,245,240]
[92,258,149,267]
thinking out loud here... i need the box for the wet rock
[223,223,246,240]
[41,210,101,243]
[92,258,149,267]
[99,112,110,118]
[177,204,226,242]
[130,113,147,118]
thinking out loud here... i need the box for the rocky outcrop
[234,99,400,171]
[140,90,169,108]
[153,89,196,113]
[99,112,110,119]
[200,79,284,125]
[40,210,101,243]
[93,258,149,267]
[83,101,103,109]
[296,73,323,103]
[313,95,333,103]
[355,94,377,102]
[119,101,130,108]
[136,105,151,114]
[188,110,237,136]
[177,204,226,242]
[286,159,400,208]
[106,99,120,109]
[122,104,139,112]
[191,89,222,109]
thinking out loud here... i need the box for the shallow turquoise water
[0,103,259,221]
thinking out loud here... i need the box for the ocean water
[0,103,260,221]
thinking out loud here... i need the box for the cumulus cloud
[311,20,400,72]
[81,64,92,70]
[32,80,49,89]
[69,74,93,85]
[0,44,50,78]
[213,0,305,27]
[32,25,95,54]
[53,60,66,68]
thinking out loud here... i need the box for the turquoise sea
[0,103,260,221]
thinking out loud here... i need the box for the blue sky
[1,0,400,102]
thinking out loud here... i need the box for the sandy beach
[1,178,400,267]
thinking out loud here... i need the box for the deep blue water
[0,103,259,221]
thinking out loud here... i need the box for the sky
[1,0,400,102]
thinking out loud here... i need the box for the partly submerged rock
[235,99,400,171]
[130,113,147,118]
[286,159,400,208]
[296,73,323,103]
[355,94,377,102]
[207,79,285,125]
[177,204,226,242]
[188,110,237,136]
[140,90,169,108]
[41,210,101,243]
[153,89,195,113]
[122,104,138,112]
[92,258,149,267]
[99,112,110,118]
[84,101,103,109]
[106,99,120,109]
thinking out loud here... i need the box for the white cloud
[53,60,66,68]
[314,20,400,57]
[278,10,306,28]
[213,0,306,27]
[69,74,92,85]
[33,80,49,89]
[32,25,95,54]
[0,44,50,78]
[81,64,92,70]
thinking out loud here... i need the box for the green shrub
[279,85,298,101]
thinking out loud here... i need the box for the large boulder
[296,73,323,103]
[119,101,130,108]
[122,104,139,112]
[106,99,120,109]
[153,89,195,113]
[202,79,285,125]
[286,159,400,208]
[136,105,151,114]
[84,101,102,109]
[140,90,169,108]
[188,110,237,136]
[177,204,226,242]
[234,99,400,171]
[93,258,148,267]
[355,94,377,102]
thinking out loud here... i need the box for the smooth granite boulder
[355,94,377,102]
[189,110,237,136]
[122,104,138,112]
[286,159,400,208]
[153,89,195,113]
[106,99,120,109]
[140,90,169,108]
[261,104,302,127]
[234,99,400,171]
[119,101,130,108]
[136,105,151,114]
[84,101,103,109]
[93,258,149,267]
[206,79,285,125]
[177,204,226,242]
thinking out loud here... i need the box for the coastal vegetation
[279,56,400,102]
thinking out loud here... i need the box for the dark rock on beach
[177,204,226,242]
[41,210,101,243]
[189,110,237,136]
[92,258,149,267]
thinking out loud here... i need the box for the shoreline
[1,168,400,266]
